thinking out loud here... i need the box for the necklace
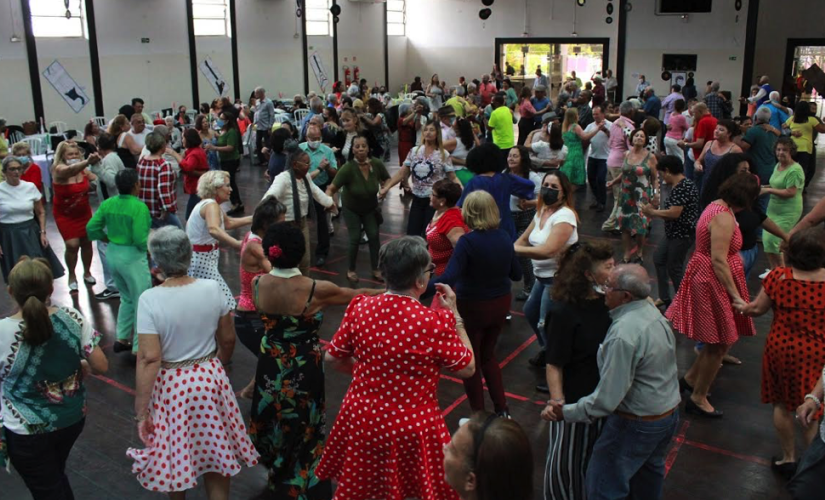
[385,290,417,299]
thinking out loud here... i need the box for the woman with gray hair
[129,226,259,498]
[0,156,65,281]
[186,170,252,310]
[317,236,476,499]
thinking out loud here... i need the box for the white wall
[623,0,748,101]
[336,2,386,91]
[398,0,618,92]
[752,0,825,90]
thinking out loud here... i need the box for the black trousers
[255,128,270,165]
[221,158,242,206]
[313,181,331,258]
[407,195,435,238]
[794,151,814,187]
[517,118,535,146]
[5,418,85,500]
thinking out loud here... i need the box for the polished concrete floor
[1,142,823,500]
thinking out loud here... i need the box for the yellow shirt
[785,116,819,154]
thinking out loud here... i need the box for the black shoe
[528,349,546,368]
[771,456,798,481]
[496,410,512,419]
[94,288,120,300]
[113,341,132,353]
[678,377,694,394]
[315,256,326,267]
[536,383,549,393]
[685,398,723,418]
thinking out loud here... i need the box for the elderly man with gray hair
[703,81,732,120]
[740,105,781,213]
[546,264,680,500]
[759,90,791,130]
[300,96,325,140]
[254,86,275,165]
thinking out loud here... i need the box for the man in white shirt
[263,151,336,275]
[605,69,619,103]
[583,103,612,212]
[128,114,150,150]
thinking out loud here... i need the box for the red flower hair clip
[268,245,283,260]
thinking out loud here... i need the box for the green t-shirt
[505,88,518,108]
[333,158,390,215]
[785,116,819,154]
[217,127,241,161]
[742,125,777,185]
[445,97,466,118]
[488,106,515,149]
[766,162,805,224]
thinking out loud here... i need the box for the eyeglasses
[424,263,436,275]
[5,166,23,173]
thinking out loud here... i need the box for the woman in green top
[560,107,606,187]
[783,101,825,187]
[762,137,806,269]
[326,134,390,283]
[503,78,518,111]
[206,109,244,215]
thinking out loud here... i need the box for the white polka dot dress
[126,358,259,492]
[186,198,237,310]
[316,294,473,500]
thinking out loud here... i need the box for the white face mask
[593,284,607,295]
[66,158,81,165]
[307,140,320,150]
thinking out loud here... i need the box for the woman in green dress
[249,222,382,500]
[609,128,659,264]
[762,137,805,270]
[560,107,607,187]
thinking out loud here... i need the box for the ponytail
[8,257,54,346]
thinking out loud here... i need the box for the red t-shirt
[426,207,469,276]
[178,147,209,195]
[693,115,718,159]
[21,163,43,194]
[479,82,497,107]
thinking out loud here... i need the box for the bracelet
[805,394,822,409]
[548,398,565,405]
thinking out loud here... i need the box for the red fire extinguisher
[353,65,360,83]
[343,65,351,87]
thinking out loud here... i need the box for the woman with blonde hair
[427,190,522,417]
[185,170,252,310]
[380,120,460,236]
[0,257,108,499]
[51,141,100,292]
[561,107,606,186]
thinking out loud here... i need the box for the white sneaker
[758,269,770,280]
[458,418,470,427]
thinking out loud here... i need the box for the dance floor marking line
[91,374,136,396]
[682,439,772,466]
[665,420,691,477]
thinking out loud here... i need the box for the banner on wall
[310,52,330,93]
[42,60,89,114]
[199,56,230,97]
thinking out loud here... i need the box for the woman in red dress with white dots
[317,236,476,500]
[667,173,759,418]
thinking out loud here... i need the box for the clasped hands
[540,400,565,422]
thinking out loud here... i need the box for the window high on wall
[193,0,231,37]
[29,0,84,38]
[387,0,405,36]
[305,0,332,37]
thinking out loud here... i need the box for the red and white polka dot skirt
[127,358,259,492]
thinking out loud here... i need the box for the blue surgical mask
[13,156,30,166]
[216,119,226,128]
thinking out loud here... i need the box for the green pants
[342,206,381,272]
[107,243,151,353]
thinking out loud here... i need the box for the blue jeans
[524,276,553,347]
[788,434,825,500]
[585,412,679,500]
[740,246,758,280]
[150,213,183,230]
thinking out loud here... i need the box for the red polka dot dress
[126,360,260,492]
[666,202,755,344]
[760,267,825,413]
[316,294,473,500]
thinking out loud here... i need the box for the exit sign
[729,56,737,61]
[141,38,150,43]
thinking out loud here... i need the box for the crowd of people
[0,66,824,500]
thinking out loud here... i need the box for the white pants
[664,136,685,163]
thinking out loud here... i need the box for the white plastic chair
[185,109,198,121]
[293,108,310,124]
[273,114,291,125]
[49,121,67,134]
[8,130,25,145]
[404,93,418,101]
[92,117,107,127]
[20,137,45,156]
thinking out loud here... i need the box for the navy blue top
[457,173,535,241]
[267,152,287,186]
[425,229,522,301]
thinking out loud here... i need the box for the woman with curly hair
[541,241,615,500]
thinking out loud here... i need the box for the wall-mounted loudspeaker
[479,8,491,19]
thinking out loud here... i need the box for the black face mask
[541,187,560,206]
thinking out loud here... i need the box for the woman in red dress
[667,172,759,417]
[51,141,100,292]
[735,227,825,478]
[426,179,467,276]
[319,236,476,500]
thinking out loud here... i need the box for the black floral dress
[248,279,332,500]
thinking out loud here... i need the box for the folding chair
[19,137,45,156]
[49,121,67,134]
[92,117,107,127]
[293,108,310,124]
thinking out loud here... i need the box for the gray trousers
[653,237,693,302]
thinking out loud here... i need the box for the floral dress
[560,129,586,186]
[248,278,331,500]
[618,151,653,236]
